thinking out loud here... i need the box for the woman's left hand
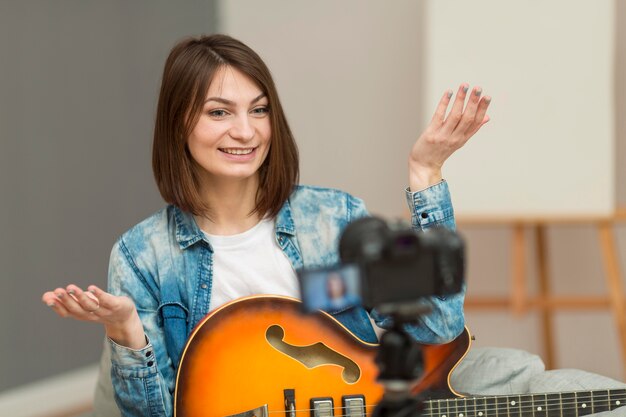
[409,83,491,191]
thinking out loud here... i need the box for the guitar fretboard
[424,389,626,417]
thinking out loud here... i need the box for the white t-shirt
[202,218,299,311]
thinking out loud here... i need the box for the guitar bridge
[225,404,268,417]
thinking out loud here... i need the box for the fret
[507,394,521,417]
[530,393,546,417]
[560,392,576,417]
[422,401,434,417]
[576,391,592,416]
[457,397,469,417]
[609,388,626,411]
[485,397,498,417]
[426,399,436,417]
[591,390,609,414]
[466,397,477,417]
[446,397,456,417]
[495,395,507,417]
[430,399,442,417]
[475,397,486,417]
[428,390,626,417]
[517,394,534,416]
[545,393,561,417]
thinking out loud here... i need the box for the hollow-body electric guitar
[174,296,626,417]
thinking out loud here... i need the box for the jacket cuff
[108,335,158,377]
[405,179,455,228]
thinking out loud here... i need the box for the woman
[41,34,490,416]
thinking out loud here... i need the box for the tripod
[373,305,431,417]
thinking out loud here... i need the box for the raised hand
[409,83,491,191]
[42,285,147,349]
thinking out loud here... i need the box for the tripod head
[372,302,432,417]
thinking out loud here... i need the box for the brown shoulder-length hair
[152,34,299,219]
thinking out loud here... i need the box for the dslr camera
[298,216,465,313]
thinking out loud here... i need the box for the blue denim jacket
[106,181,464,416]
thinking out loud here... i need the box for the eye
[251,106,269,116]
[207,109,229,118]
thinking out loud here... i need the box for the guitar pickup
[342,395,366,417]
[310,397,334,417]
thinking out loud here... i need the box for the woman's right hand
[42,284,147,349]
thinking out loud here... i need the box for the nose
[228,114,255,142]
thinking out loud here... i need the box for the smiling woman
[41,34,490,416]
[151,36,299,230]
[185,67,272,230]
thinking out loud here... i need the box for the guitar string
[432,392,625,409]
[436,395,626,406]
[422,405,621,417]
[266,404,378,413]
[428,393,626,414]
[264,402,622,415]
[429,403,622,413]
[375,397,626,417]
[262,393,626,415]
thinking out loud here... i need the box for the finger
[48,298,71,318]
[55,286,90,316]
[42,290,57,305]
[467,95,492,133]
[456,86,483,135]
[466,114,491,137]
[42,291,71,318]
[66,285,100,313]
[87,285,118,310]
[441,83,470,135]
[429,89,454,126]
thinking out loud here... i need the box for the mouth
[219,147,256,155]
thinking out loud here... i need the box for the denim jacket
[106,181,465,417]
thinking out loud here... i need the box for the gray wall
[219,0,426,218]
[0,1,217,391]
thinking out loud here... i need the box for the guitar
[174,296,626,417]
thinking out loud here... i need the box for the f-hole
[265,324,361,384]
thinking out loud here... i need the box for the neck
[425,388,626,417]
[194,175,263,236]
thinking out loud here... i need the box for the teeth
[221,148,254,155]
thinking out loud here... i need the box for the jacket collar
[173,197,297,250]
[274,198,296,237]
[173,206,206,249]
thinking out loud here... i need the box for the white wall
[424,0,615,217]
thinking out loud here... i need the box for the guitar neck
[425,388,626,417]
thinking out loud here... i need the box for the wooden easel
[459,208,626,376]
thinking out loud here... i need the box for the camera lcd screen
[298,264,362,313]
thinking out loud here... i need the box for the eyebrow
[204,92,267,106]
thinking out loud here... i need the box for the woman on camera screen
[41,34,491,416]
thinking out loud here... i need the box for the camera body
[298,216,465,312]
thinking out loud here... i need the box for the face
[326,273,346,299]
[187,65,271,187]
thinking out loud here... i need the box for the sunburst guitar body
[174,295,470,417]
